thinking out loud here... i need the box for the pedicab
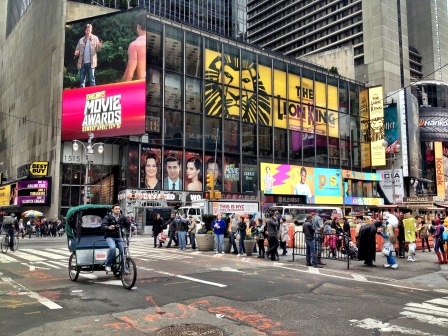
[65,204,137,289]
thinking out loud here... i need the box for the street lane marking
[274,265,429,292]
[9,251,44,261]
[405,301,448,314]
[1,277,62,309]
[350,318,435,335]
[400,311,448,328]
[21,249,68,260]
[0,254,19,263]
[153,270,227,288]
[352,274,368,281]
[426,298,448,307]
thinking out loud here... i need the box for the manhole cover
[157,324,224,336]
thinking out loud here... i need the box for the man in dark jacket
[101,205,131,272]
[265,212,279,261]
[303,215,322,268]
[358,220,382,267]
[165,213,178,248]
[152,213,164,248]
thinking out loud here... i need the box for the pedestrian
[279,217,290,256]
[397,219,406,258]
[324,228,339,259]
[303,215,322,268]
[188,216,197,251]
[378,215,398,269]
[432,218,446,264]
[342,217,351,238]
[177,214,189,251]
[18,219,24,238]
[312,209,326,265]
[212,214,226,254]
[236,216,247,257]
[265,212,280,261]
[165,213,178,248]
[26,219,31,238]
[255,218,266,258]
[357,220,383,267]
[229,214,239,254]
[152,213,164,248]
[248,214,257,254]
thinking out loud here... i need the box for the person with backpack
[418,220,431,252]
[3,213,17,250]
[432,218,446,264]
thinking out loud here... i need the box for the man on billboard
[123,11,146,81]
[206,158,222,190]
[74,24,103,88]
[164,155,182,190]
[294,167,312,203]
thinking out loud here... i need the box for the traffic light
[213,191,221,200]
[206,190,214,200]
[206,173,214,190]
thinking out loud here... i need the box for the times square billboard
[62,9,146,140]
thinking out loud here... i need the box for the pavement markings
[1,277,62,309]
[350,318,435,335]
[153,270,227,288]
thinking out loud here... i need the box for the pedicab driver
[101,205,131,272]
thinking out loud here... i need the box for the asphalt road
[1,234,448,336]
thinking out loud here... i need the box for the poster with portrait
[163,150,183,191]
[204,155,222,191]
[184,152,203,191]
[223,156,240,193]
[140,147,162,190]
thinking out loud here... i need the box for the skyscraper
[247,0,448,93]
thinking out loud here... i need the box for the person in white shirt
[294,167,312,203]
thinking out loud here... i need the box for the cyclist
[101,205,131,272]
[4,213,18,251]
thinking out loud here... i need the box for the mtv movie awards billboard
[62,10,146,140]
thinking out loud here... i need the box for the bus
[265,205,343,221]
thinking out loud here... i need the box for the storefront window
[303,132,315,165]
[259,125,272,159]
[147,68,161,106]
[315,134,328,166]
[185,77,202,112]
[329,137,340,167]
[148,20,162,68]
[351,116,360,142]
[274,128,287,160]
[186,32,202,78]
[350,84,359,115]
[205,117,222,151]
[185,113,202,150]
[224,119,240,153]
[290,130,302,162]
[164,109,183,147]
[339,80,348,113]
[242,123,256,156]
[164,72,182,110]
[165,26,183,73]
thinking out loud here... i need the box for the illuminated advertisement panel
[62,10,146,140]
[260,163,342,204]
[434,142,446,199]
[0,185,11,206]
[17,179,50,206]
[368,86,386,165]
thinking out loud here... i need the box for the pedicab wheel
[1,237,8,253]
[121,257,137,290]
[68,252,80,281]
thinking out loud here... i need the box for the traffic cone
[435,251,443,264]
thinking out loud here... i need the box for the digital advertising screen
[62,9,146,140]
[17,179,51,206]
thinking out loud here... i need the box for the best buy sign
[30,161,49,176]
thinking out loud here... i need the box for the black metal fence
[292,231,354,269]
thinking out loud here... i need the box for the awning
[435,202,448,208]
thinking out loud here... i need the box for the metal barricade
[292,231,353,269]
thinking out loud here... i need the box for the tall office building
[247,0,448,93]
[148,0,248,41]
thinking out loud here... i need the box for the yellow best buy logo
[30,161,49,176]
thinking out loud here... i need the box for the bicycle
[1,229,19,253]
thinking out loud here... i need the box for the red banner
[62,80,146,140]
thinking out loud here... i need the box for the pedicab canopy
[65,204,113,249]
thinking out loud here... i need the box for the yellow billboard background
[0,185,11,206]
[369,86,385,166]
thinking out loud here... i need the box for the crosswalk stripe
[20,248,69,260]
[426,298,448,307]
[0,253,18,263]
[404,305,448,317]
[405,302,448,314]
[399,311,448,328]
[46,248,72,256]
[9,251,45,261]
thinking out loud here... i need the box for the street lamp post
[382,141,401,205]
[72,132,104,204]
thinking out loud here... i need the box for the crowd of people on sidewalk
[146,209,448,271]
[0,215,65,240]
